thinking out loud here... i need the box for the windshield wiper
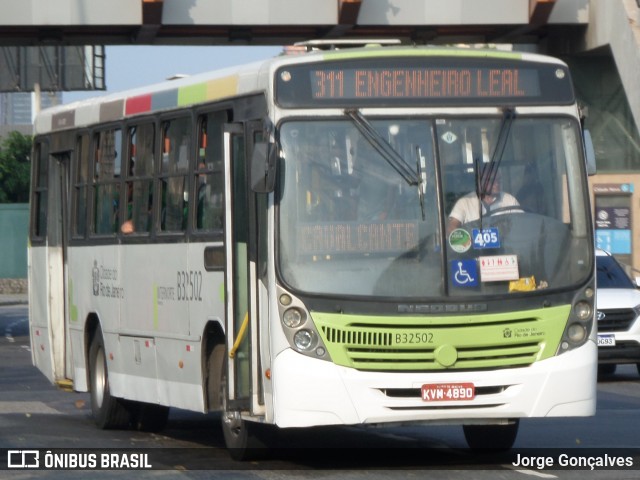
[345,109,421,186]
[478,108,515,197]
[476,108,516,225]
[416,146,427,220]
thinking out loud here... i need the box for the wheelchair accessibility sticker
[451,259,479,287]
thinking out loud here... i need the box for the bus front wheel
[213,344,268,460]
[463,420,519,451]
[89,329,131,429]
[221,410,269,460]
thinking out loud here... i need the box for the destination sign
[297,221,419,255]
[276,57,574,107]
[310,67,538,100]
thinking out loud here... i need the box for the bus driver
[447,167,520,234]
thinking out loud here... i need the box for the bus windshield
[277,115,592,299]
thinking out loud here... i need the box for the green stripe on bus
[322,47,523,62]
[312,305,569,371]
[178,83,208,106]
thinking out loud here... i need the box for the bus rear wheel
[463,420,519,451]
[89,329,131,429]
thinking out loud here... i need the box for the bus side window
[195,111,226,231]
[93,128,122,235]
[122,123,155,235]
[160,117,191,233]
[32,141,49,239]
[73,133,90,238]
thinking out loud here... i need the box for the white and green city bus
[29,44,597,458]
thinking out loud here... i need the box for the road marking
[504,464,558,478]
[0,401,61,415]
[4,317,28,343]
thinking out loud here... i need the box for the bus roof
[33,45,566,136]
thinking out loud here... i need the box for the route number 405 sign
[472,227,500,249]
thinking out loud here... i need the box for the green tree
[0,131,32,203]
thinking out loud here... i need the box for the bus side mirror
[251,141,277,193]
[584,129,596,176]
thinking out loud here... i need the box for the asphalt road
[2,305,640,479]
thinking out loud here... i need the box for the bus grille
[597,308,636,332]
[320,324,543,371]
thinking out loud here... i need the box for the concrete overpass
[0,0,585,47]
[4,1,639,141]
[0,1,635,106]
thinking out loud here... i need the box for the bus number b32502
[177,270,203,302]
[394,332,434,345]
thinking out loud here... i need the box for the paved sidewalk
[0,294,28,306]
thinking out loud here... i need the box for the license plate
[597,334,616,347]
[421,383,475,402]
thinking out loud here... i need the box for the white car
[596,249,640,376]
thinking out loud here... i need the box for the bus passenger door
[223,123,260,414]
[49,152,73,384]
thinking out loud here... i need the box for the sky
[63,45,283,104]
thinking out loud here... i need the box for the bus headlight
[574,301,592,321]
[283,307,306,328]
[277,287,331,361]
[294,330,316,351]
[567,323,587,343]
[558,285,595,354]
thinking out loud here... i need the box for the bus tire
[222,410,269,461]
[213,344,269,460]
[206,342,226,411]
[89,329,131,429]
[463,420,519,451]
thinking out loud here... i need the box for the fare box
[479,254,519,282]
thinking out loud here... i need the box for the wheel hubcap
[93,347,106,409]
[223,411,243,435]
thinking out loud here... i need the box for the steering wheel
[485,205,526,217]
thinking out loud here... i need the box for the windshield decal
[448,228,472,253]
[441,131,458,144]
[479,255,519,282]
[472,227,501,249]
[451,260,479,288]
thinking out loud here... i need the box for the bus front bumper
[271,341,597,428]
